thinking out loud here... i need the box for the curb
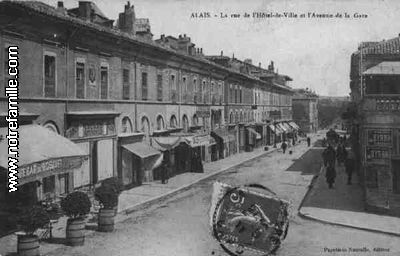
[297,210,400,237]
[118,146,282,216]
[296,164,323,212]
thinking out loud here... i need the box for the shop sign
[66,120,116,139]
[191,134,210,147]
[269,110,281,118]
[366,147,390,162]
[376,98,400,111]
[367,130,392,146]
[196,107,210,118]
[19,157,84,180]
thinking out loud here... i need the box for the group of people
[322,138,355,189]
[280,136,311,154]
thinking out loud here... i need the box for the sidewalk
[299,161,400,236]
[0,142,286,256]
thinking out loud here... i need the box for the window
[202,81,207,103]
[122,69,130,100]
[142,72,148,100]
[141,116,150,138]
[100,66,108,99]
[170,75,176,90]
[76,61,85,99]
[182,77,187,101]
[157,74,163,101]
[121,117,133,133]
[44,54,56,97]
[170,115,177,128]
[182,115,189,132]
[193,114,198,126]
[156,115,164,130]
[193,78,198,102]
[43,122,59,134]
[43,175,55,194]
[240,88,242,103]
[170,75,176,101]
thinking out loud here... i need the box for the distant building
[349,34,400,216]
[292,89,318,133]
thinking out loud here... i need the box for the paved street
[44,141,400,256]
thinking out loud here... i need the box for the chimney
[221,50,223,56]
[78,1,92,21]
[179,34,182,39]
[118,1,136,34]
[200,48,203,54]
[259,62,261,68]
[56,1,67,14]
[232,53,235,59]
[269,61,275,72]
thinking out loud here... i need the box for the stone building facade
[0,1,296,202]
[292,89,319,133]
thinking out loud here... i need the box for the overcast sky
[45,0,400,96]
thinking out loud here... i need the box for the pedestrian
[345,152,355,185]
[307,137,311,147]
[322,144,336,167]
[281,141,288,154]
[160,159,170,184]
[191,150,204,173]
[325,163,336,189]
[292,137,296,146]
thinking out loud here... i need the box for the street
[45,140,400,256]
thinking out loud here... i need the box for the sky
[43,0,400,96]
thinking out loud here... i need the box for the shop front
[255,123,268,147]
[118,133,161,188]
[267,124,283,146]
[151,136,190,177]
[211,128,236,159]
[245,127,262,152]
[0,124,88,235]
[65,111,119,189]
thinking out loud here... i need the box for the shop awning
[183,134,213,147]
[288,121,300,130]
[247,127,262,140]
[151,136,186,151]
[211,128,235,142]
[0,124,88,186]
[122,142,161,159]
[363,61,400,75]
[282,122,293,132]
[277,123,289,133]
[268,124,283,135]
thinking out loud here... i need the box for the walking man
[325,163,336,189]
[160,159,170,184]
[307,136,311,147]
[281,141,288,154]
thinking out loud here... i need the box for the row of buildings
[349,34,400,216]
[0,0,300,222]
